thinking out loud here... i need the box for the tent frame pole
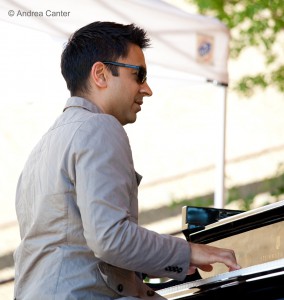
[210,81,228,208]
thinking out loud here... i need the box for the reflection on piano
[151,200,284,299]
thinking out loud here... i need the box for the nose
[140,81,153,97]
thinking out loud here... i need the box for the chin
[126,116,137,125]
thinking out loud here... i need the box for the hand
[187,242,241,275]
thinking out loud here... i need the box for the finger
[219,250,241,271]
[197,264,213,272]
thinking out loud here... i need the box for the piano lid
[181,206,244,237]
[182,200,284,244]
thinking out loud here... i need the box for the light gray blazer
[14,97,189,299]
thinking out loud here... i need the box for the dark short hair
[61,21,151,96]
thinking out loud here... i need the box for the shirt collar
[63,97,103,114]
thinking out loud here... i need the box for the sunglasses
[102,61,147,84]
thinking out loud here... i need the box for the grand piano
[150,200,284,299]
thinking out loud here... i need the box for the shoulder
[74,113,131,153]
[82,113,128,140]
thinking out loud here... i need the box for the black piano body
[151,200,284,299]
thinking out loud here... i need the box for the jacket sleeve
[73,114,190,281]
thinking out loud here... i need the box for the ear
[90,62,108,88]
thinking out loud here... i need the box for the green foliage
[170,165,284,211]
[170,196,213,208]
[187,0,284,97]
[268,163,284,198]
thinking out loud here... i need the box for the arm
[73,114,190,280]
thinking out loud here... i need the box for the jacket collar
[63,97,102,114]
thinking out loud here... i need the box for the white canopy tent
[0,0,230,208]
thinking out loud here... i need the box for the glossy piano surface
[157,258,284,299]
[154,200,284,299]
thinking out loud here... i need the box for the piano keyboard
[156,258,284,299]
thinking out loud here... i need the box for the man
[14,21,240,300]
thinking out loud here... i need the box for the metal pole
[213,82,227,208]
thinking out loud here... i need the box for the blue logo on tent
[198,42,211,57]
